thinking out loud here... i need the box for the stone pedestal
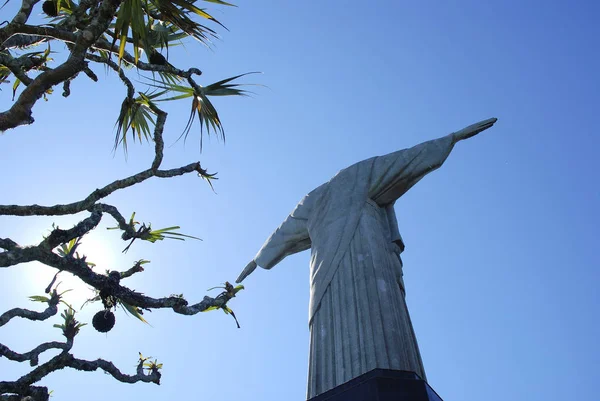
[307,369,444,401]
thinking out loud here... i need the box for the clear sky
[1,1,599,400]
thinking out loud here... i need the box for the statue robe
[252,135,455,398]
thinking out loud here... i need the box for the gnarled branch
[0,292,59,327]
[0,0,123,131]
[0,341,70,366]
[0,162,212,217]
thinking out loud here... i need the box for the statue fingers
[236,260,257,283]
[477,117,498,132]
[454,117,498,141]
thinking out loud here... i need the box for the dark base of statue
[307,369,444,401]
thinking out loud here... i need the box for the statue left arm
[236,200,312,283]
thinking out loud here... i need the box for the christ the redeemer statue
[236,118,498,398]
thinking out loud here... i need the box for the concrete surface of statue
[237,118,498,398]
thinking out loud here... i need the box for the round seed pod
[92,310,116,333]
[42,1,58,17]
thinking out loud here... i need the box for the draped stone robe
[251,135,455,398]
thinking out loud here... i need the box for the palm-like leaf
[148,0,226,46]
[147,72,257,148]
[120,300,149,323]
[143,225,201,242]
[114,91,164,151]
[112,0,147,64]
[145,20,187,57]
[109,0,234,65]
[0,64,10,86]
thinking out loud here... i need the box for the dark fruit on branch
[42,0,58,17]
[149,52,167,66]
[92,310,115,333]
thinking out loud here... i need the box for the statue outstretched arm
[235,199,313,283]
[369,117,498,205]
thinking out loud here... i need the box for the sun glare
[15,233,121,310]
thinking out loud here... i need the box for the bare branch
[0,292,59,327]
[2,33,47,50]
[0,238,18,251]
[85,53,134,98]
[39,210,102,250]
[0,0,41,46]
[0,52,34,85]
[1,352,159,399]
[0,341,70,366]
[119,260,146,279]
[0,385,49,401]
[0,162,214,217]
[148,103,167,171]
[65,355,161,384]
[94,203,136,237]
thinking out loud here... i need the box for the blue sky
[1,1,599,400]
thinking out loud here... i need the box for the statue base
[307,369,444,401]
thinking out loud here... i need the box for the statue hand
[236,260,257,283]
[452,118,498,143]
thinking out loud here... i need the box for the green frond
[12,78,21,100]
[114,92,160,151]
[29,295,51,303]
[144,225,202,242]
[201,72,260,96]
[144,20,186,60]
[112,0,147,64]
[55,0,73,15]
[57,237,79,257]
[147,0,228,47]
[119,300,149,324]
[0,64,10,85]
[202,0,236,6]
[146,72,254,148]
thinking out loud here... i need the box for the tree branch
[0,292,59,327]
[148,103,166,171]
[84,53,167,169]
[0,341,70,366]
[0,238,18,251]
[0,0,123,131]
[119,259,146,279]
[0,162,213,217]
[0,0,41,45]
[85,53,134,98]
[94,203,136,237]
[4,26,202,78]
[1,351,160,400]
[0,237,234,315]
[39,210,102,250]
[0,52,34,85]
[0,385,49,401]
[65,355,161,384]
